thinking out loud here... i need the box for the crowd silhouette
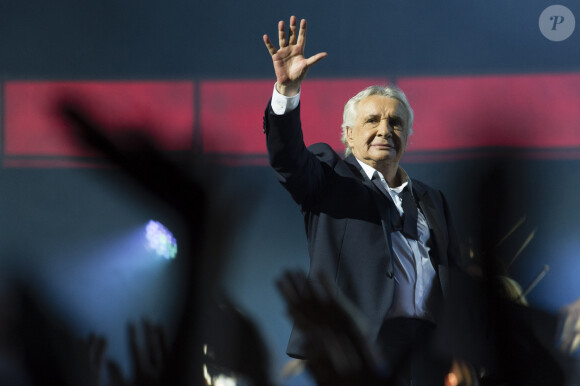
[0,99,578,386]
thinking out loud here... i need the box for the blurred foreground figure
[0,101,273,385]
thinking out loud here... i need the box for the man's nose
[376,119,392,136]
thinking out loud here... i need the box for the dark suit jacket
[264,102,461,358]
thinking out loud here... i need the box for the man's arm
[263,17,332,207]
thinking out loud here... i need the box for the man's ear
[403,128,410,150]
[346,127,354,146]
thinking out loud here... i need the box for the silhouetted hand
[276,270,389,385]
[82,333,107,386]
[107,320,169,386]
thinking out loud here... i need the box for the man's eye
[389,118,403,129]
[366,118,379,124]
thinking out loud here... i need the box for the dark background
[1,1,579,384]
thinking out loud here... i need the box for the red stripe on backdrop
[397,73,580,152]
[4,81,194,156]
[3,74,580,166]
[199,78,387,155]
[199,80,273,154]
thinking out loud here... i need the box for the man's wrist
[276,82,300,97]
[271,83,300,115]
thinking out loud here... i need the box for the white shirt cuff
[271,83,300,115]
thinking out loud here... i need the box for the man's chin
[371,150,398,160]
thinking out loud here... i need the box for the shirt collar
[355,157,411,192]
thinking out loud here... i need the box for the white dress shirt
[356,162,437,321]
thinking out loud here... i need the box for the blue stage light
[145,220,178,259]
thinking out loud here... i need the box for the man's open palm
[263,16,327,96]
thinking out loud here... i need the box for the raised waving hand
[263,16,327,96]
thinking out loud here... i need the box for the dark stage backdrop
[0,1,579,384]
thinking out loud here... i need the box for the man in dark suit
[263,16,463,385]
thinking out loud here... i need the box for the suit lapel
[345,155,395,278]
[345,155,395,204]
[344,154,366,178]
[413,183,448,267]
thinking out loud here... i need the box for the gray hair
[340,85,414,157]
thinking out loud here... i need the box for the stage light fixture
[145,220,178,259]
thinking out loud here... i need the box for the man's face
[346,95,409,170]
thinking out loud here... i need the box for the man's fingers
[276,271,304,306]
[144,320,158,366]
[316,271,337,300]
[128,323,142,371]
[278,20,287,47]
[306,52,328,67]
[94,336,107,367]
[156,324,170,360]
[296,19,307,47]
[288,15,298,45]
[263,35,277,56]
[106,360,126,385]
